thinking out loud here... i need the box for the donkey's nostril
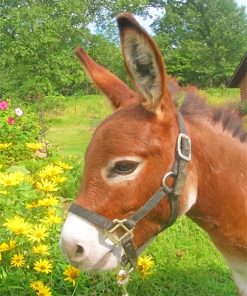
[75,244,84,255]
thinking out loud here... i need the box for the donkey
[60,13,247,295]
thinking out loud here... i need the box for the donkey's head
[60,13,193,271]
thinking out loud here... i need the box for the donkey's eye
[108,160,139,177]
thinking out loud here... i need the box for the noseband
[69,112,191,270]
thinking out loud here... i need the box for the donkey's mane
[167,78,247,143]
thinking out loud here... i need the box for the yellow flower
[26,143,44,150]
[27,225,48,243]
[0,171,25,186]
[11,253,25,267]
[0,242,9,252]
[0,190,8,195]
[4,216,31,235]
[37,285,52,296]
[32,244,50,255]
[37,196,59,207]
[30,280,44,291]
[26,201,39,209]
[8,240,16,250]
[0,242,9,260]
[0,240,15,261]
[43,214,62,225]
[47,208,56,216]
[137,255,154,276]
[0,143,12,149]
[63,266,80,286]
[36,179,59,192]
[34,259,52,274]
[25,175,35,184]
[51,175,67,184]
[56,161,72,170]
[38,165,63,179]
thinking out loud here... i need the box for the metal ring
[162,171,176,193]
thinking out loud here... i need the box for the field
[44,89,242,295]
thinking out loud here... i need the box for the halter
[68,112,191,271]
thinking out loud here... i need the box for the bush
[0,99,42,164]
[0,160,84,296]
[0,98,60,165]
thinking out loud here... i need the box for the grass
[46,89,243,156]
[47,125,91,157]
[44,90,240,295]
[202,88,240,105]
[46,95,110,157]
[129,218,236,296]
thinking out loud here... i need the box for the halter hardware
[162,171,176,193]
[68,112,191,271]
[177,133,191,161]
[104,219,134,247]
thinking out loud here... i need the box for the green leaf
[7,166,30,175]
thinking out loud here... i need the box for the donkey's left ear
[117,13,175,116]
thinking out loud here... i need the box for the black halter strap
[68,112,191,269]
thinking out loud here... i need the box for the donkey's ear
[76,48,138,109]
[117,13,175,115]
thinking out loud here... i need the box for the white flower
[15,108,23,117]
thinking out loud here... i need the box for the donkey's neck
[185,119,247,258]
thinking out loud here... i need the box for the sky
[135,0,247,34]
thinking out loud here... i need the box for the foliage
[1,0,247,98]
[0,0,105,99]
[92,0,152,42]
[0,99,42,164]
[153,0,247,87]
[0,0,150,100]
[85,35,128,86]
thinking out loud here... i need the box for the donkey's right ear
[75,48,138,109]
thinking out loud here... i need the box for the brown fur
[73,12,247,294]
[178,85,247,143]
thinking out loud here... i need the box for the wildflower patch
[0,159,85,295]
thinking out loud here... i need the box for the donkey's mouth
[67,247,123,272]
[76,250,120,271]
[91,250,115,270]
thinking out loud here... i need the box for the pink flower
[7,117,15,125]
[15,107,23,117]
[0,101,8,110]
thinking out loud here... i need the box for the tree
[152,0,247,87]
[0,0,150,100]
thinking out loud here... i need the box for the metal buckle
[104,219,134,246]
[177,133,191,161]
